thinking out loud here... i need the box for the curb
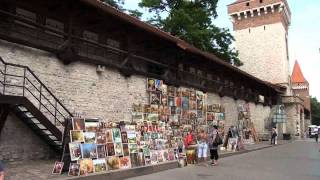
[219,141,293,158]
[60,161,178,180]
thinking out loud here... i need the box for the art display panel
[59,78,228,176]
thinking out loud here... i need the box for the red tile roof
[291,60,308,83]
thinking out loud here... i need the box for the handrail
[0,57,73,117]
[0,57,73,129]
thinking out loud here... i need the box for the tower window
[246,2,250,6]
[260,0,263,3]
[249,28,251,33]
[264,26,266,30]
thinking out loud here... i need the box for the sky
[124,0,320,100]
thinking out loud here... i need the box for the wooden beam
[0,104,10,135]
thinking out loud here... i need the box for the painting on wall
[93,159,107,173]
[79,159,94,176]
[97,144,106,158]
[84,119,100,131]
[70,130,84,143]
[112,128,122,143]
[69,142,81,161]
[106,156,120,170]
[80,143,97,159]
[72,118,85,131]
[119,156,131,169]
[84,131,96,143]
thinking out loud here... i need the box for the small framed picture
[106,156,120,170]
[84,119,100,131]
[106,143,115,156]
[68,163,80,176]
[70,130,84,143]
[52,161,64,174]
[72,118,85,130]
[150,91,161,105]
[69,142,81,161]
[147,78,156,91]
[79,158,94,176]
[119,156,131,169]
[93,158,107,173]
[112,128,122,143]
[114,142,124,156]
[121,132,128,143]
[83,131,96,143]
[80,143,97,159]
[97,144,107,158]
[105,129,113,143]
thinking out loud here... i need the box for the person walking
[197,129,208,166]
[271,127,277,145]
[316,128,319,143]
[0,161,4,180]
[209,125,221,166]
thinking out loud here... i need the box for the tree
[138,0,242,66]
[100,0,124,10]
[100,0,142,18]
[311,97,320,125]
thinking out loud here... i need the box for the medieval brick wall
[207,93,271,136]
[0,39,149,122]
[0,113,57,161]
[0,39,274,161]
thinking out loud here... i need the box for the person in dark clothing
[315,129,319,143]
[271,127,277,145]
[0,161,4,180]
[209,125,220,166]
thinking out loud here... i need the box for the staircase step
[16,106,28,111]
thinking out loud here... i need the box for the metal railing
[0,57,73,128]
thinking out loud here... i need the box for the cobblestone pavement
[126,140,320,180]
[2,140,289,180]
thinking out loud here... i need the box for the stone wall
[234,23,289,85]
[285,104,299,136]
[206,93,272,135]
[249,103,271,133]
[0,39,149,122]
[0,113,57,162]
[0,40,275,161]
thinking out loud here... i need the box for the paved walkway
[127,140,320,180]
[2,140,290,180]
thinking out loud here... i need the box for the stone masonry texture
[0,113,57,162]
[0,39,273,160]
[234,23,289,85]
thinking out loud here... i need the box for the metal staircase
[0,57,73,153]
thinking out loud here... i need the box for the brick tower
[228,1,309,138]
[291,60,311,128]
[228,0,291,89]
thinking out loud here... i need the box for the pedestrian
[209,125,221,166]
[184,130,194,148]
[271,127,277,145]
[0,161,4,180]
[197,128,208,166]
[316,128,319,143]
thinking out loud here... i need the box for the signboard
[272,105,287,123]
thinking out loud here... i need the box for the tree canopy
[138,0,241,66]
[311,97,320,125]
[101,0,143,18]
[101,0,242,66]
